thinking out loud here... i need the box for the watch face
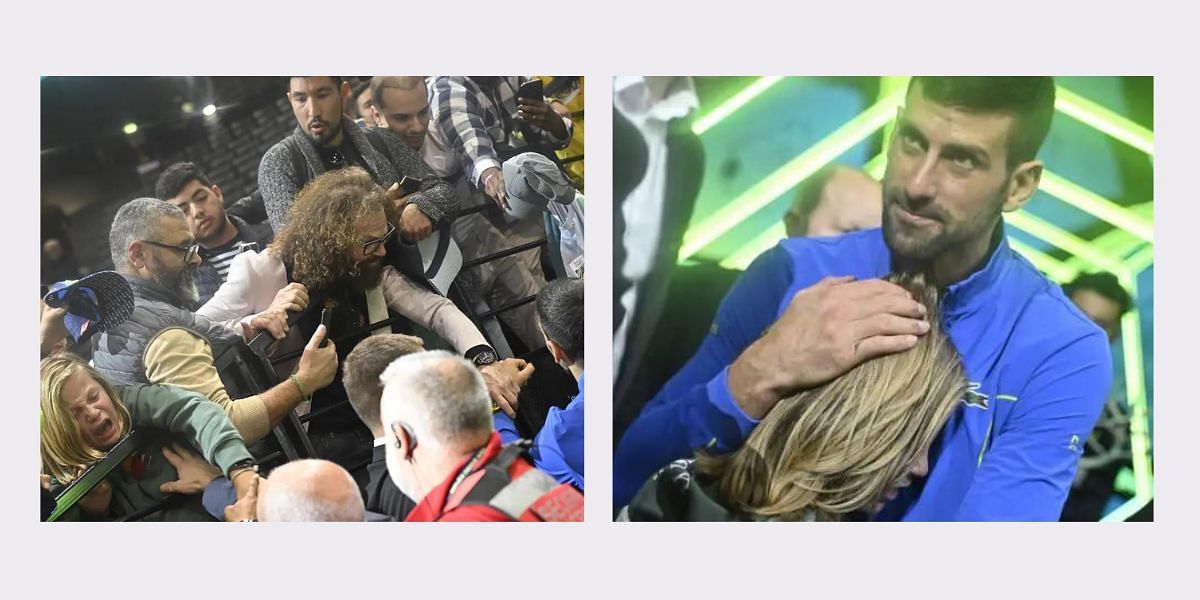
[474,351,498,366]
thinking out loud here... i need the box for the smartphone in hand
[518,79,544,101]
[398,174,423,196]
[319,308,332,348]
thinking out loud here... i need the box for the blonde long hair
[40,354,132,484]
[695,272,967,521]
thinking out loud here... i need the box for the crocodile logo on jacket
[961,382,990,410]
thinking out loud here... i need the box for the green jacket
[53,383,253,522]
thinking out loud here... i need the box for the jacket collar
[226,213,249,233]
[939,222,1011,318]
[870,221,1012,318]
[407,432,502,521]
[290,119,391,184]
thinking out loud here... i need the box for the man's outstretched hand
[728,276,930,420]
[480,358,536,418]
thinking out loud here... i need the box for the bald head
[784,165,882,238]
[257,459,365,522]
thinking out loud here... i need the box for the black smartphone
[398,174,423,196]
[518,79,544,101]
[319,308,332,347]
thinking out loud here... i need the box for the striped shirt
[196,234,256,305]
[429,76,573,186]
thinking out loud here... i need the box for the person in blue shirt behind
[614,76,1112,521]
[496,278,585,490]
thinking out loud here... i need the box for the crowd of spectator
[40,76,585,522]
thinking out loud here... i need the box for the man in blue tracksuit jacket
[496,279,585,490]
[614,77,1112,521]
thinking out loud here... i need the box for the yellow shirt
[143,327,271,443]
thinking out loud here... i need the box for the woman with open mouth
[40,353,258,521]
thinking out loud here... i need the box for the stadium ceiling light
[202,104,217,117]
[1040,171,1153,242]
[123,122,138,135]
[691,76,785,136]
[1055,86,1154,156]
[181,102,195,114]
[679,89,904,261]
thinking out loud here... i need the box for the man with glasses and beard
[90,198,340,445]
[257,76,456,241]
[198,169,531,469]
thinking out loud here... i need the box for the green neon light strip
[1004,212,1127,274]
[1066,233,1143,271]
[1100,494,1151,522]
[1098,269,1154,522]
[1040,171,1153,242]
[878,77,909,152]
[1056,86,1154,156]
[691,76,786,136]
[864,153,887,178]
[679,89,905,261]
[1117,270,1153,501]
[1007,238,1077,282]
[1063,205,1151,271]
[1127,245,1155,273]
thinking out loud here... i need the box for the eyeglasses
[141,240,200,262]
[361,222,396,255]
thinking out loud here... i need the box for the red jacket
[405,432,583,522]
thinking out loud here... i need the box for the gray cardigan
[257,122,458,232]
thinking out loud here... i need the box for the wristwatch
[466,345,498,367]
[228,459,257,479]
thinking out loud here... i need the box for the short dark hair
[536,278,584,363]
[287,76,344,91]
[909,77,1056,169]
[349,80,372,118]
[343,334,426,432]
[155,162,214,201]
[1063,271,1133,316]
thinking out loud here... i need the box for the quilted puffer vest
[91,276,239,386]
